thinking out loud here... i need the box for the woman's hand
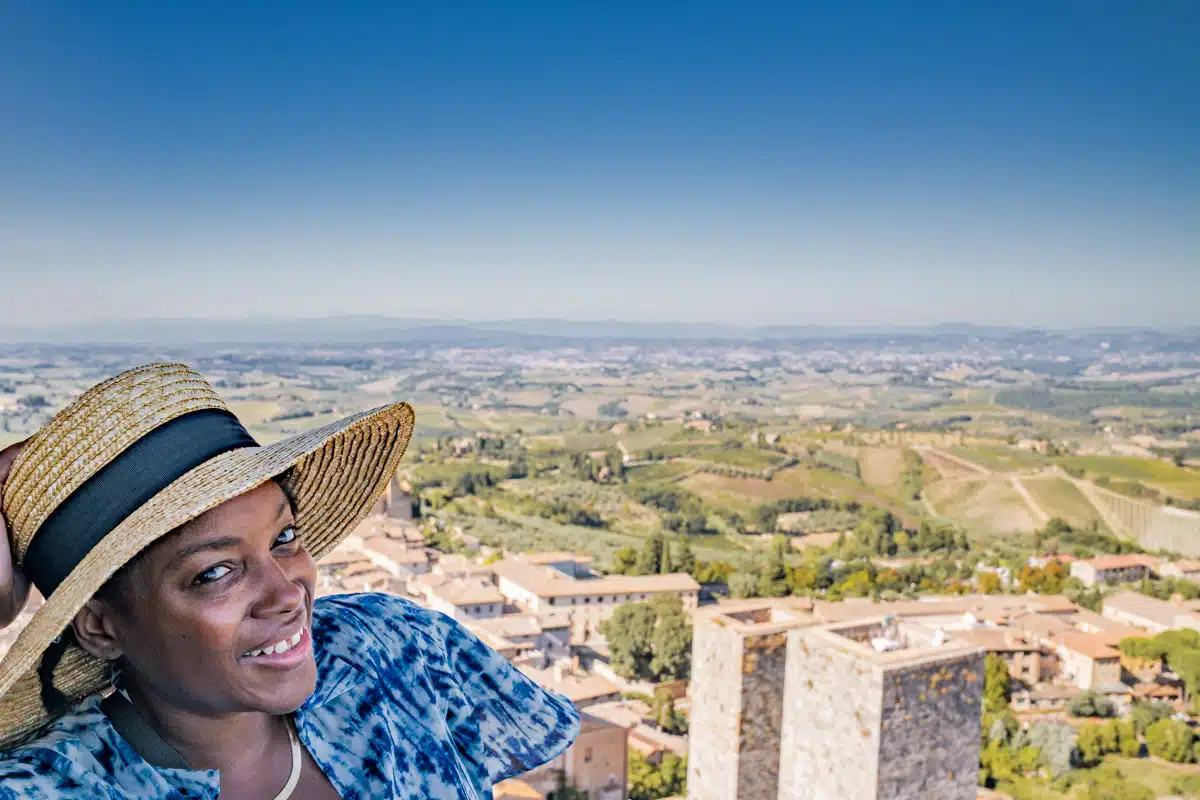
[0,441,30,628]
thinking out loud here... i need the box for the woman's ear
[71,600,125,662]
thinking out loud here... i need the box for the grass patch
[858,447,906,488]
[1022,477,1107,530]
[682,466,918,527]
[619,422,683,451]
[625,461,697,482]
[947,445,1050,473]
[1058,456,1200,501]
[925,476,1042,535]
[560,431,618,452]
[455,512,749,570]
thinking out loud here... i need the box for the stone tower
[778,618,984,800]
[687,602,812,800]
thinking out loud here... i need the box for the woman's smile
[240,625,311,670]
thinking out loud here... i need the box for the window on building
[584,747,593,763]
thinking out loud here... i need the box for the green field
[496,477,660,534]
[675,445,791,470]
[456,512,749,570]
[624,461,697,482]
[1020,477,1106,530]
[682,465,919,527]
[1058,456,1200,500]
[996,756,1200,799]
[947,445,1050,473]
[925,476,1041,535]
[618,422,683,451]
[560,431,618,452]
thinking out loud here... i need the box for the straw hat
[0,363,415,748]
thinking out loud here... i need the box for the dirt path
[915,446,991,479]
[1009,475,1050,526]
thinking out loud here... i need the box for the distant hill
[0,316,1192,345]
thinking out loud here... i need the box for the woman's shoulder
[0,698,129,798]
[312,591,453,660]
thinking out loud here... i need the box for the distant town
[1,327,1199,799]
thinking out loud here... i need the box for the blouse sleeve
[427,611,581,786]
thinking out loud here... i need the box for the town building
[493,558,700,639]
[1054,632,1122,691]
[1158,559,1200,582]
[950,627,1050,685]
[517,664,622,708]
[1102,590,1200,634]
[778,617,984,800]
[688,602,811,800]
[498,712,630,800]
[370,474,418,520]
[426,578,505,621]
[1070,554,1159,587]
[469,613,572,662]
[359,535,431,578]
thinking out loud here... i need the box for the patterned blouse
[0,592,580,798]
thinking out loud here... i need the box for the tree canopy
[600,594,694,682]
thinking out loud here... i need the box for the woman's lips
[240,626,311,669]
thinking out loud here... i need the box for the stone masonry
[687,603,808,800]
[778,620,984,800]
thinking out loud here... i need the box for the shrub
[1066,690,1114,719]
[1145,718,1195,763]
[1130,701,1173,736]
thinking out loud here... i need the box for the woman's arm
[0,441,31,629]
[431,611,581,786]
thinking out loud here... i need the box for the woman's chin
[242,660,318,714]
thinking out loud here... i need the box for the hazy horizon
[2,3,1197,328]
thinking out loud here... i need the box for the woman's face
[84,480,318,716]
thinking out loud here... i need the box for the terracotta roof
[518,666,621,705]
[493,779,546,800]
[1057,632,1121,660]
[1133,683,1181,699]
[1026,685,1080,701]
[951,628,1042,653]
[430,579,505,607]
[1081,554,1159,571]
[1009,612,1073,640]
[1103,591,1200,630]
[494,560,699,598]
[522,552,594,565]
[339,570,397,592]
[1029,595,1078,614]
[357,534,429,566]
[317,542,368,566]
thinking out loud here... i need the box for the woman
[0,363,579,798]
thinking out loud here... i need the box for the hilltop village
[1,332,1198,798]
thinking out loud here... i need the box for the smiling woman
[0,364,579,800]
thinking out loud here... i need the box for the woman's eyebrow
[166,536,243,570]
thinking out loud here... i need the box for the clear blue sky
[1,2,1196,328]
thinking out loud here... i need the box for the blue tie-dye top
[0,592,580,799]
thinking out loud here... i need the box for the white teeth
[244,630,302,658]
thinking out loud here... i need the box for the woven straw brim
[0,401,414,749]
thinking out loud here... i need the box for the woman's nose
[251,557,306,617]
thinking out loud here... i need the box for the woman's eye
[274,526,297,547]
[194,565,232,585]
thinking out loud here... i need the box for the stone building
[687,602,813,800]
[778,618,984,800]
[513,712,630,800]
